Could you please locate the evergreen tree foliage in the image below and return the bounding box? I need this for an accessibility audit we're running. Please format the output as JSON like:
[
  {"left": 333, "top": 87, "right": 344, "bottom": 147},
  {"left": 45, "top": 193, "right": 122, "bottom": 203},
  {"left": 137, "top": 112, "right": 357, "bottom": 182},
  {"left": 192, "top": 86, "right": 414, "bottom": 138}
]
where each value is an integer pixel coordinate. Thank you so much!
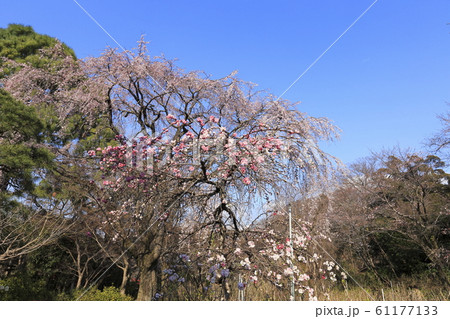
[
  {"left": 0, "top": 23, "right": 75, "bottom": 75},
  {"left": 0, "top": 89, "right": 53, "bottom": 198}
]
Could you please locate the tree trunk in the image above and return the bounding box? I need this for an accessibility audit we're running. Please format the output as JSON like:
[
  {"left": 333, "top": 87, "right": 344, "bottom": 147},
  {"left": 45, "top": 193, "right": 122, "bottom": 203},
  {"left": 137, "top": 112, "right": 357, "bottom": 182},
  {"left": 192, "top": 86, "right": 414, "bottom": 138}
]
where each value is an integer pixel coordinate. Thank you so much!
[
  {"left": 222, "top": 279, "right": 231, "bottom": 301},
  {"left": 120, "top": 260, "right": 130, "bottom": 296},
  {"left": 75, "top": 240, "right": 83, "bottom": 289},
  {"left": 136, "top": 258, "right": 160, "bottom": 300},
  {"left": 135, "top": 214, "right": 165, "bottom": 301},
  {"left": 76, "top": 271, "right": 83, "bottom": 290}
]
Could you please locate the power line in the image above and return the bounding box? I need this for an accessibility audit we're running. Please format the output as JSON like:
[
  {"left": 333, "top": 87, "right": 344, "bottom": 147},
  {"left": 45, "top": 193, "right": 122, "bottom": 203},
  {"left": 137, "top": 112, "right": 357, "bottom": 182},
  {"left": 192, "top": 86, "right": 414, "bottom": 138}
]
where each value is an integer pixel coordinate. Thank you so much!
[
  {"left": 277, "top": 0, "right": 379, "bottom": 100},
  {"left": 71, "top": 0, "right": 170, "bottom": 96},
  {"left": 72, "top": 0, "right": 127, "bottom": 53}
]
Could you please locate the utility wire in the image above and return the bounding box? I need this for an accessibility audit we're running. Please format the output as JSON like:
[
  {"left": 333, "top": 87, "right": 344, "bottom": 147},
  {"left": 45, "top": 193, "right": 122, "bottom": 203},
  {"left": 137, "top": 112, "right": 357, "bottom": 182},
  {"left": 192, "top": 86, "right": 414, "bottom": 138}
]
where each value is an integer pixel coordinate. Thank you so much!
[
  {"left": 71, "top": 0, "right": 170, "bottom": 95},
  {"left": 72, "top": 0, "right": 127, "bottom": 53},
  {"left": 277, "top": 0, "right": 379, "bottom": 100}
]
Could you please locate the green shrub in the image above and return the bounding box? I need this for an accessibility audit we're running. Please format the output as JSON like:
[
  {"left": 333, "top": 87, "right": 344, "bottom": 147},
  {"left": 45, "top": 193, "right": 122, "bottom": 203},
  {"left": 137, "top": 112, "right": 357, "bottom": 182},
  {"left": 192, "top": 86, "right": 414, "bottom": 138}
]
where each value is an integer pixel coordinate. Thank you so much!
[
  {"left": 0, "top": 275, "right": 53, "bottom": 301},
  {"left": 57, "top": 286, "right": 133, "bottom": 301}
]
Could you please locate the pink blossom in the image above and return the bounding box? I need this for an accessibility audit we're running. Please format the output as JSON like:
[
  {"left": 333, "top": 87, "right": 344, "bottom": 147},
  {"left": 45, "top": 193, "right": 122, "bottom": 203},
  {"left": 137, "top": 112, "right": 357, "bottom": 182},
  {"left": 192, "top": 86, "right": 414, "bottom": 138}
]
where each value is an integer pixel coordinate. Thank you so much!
[
  {"left": 196, "top": 117, "right": 205, "bottom": 126},
  {"left": 242, "top": 177, "right": 251, "bottom": 185},
  {"left": 209, "top": 115, "right": 219, "bottom": 123},
  {"left": 255, "top": 156, "right": 265, "bottom": 163},
  {"left": 183, "top": 131, "right": 195, "bottom": 140},
  {"left": 298, "top": 274, "right": 309, "bottom": 281},
  {"left": 240, "top": 158, "right": 249, "bottom": 165},
  {"left": 283, "top": 268, "right": 294, "bottom": 276},
  {"left": 199, "top": 128, "right": 210, "bottom": 139},
  {"left": 249, "top": 275, "right": 258, "bottom": 283}
]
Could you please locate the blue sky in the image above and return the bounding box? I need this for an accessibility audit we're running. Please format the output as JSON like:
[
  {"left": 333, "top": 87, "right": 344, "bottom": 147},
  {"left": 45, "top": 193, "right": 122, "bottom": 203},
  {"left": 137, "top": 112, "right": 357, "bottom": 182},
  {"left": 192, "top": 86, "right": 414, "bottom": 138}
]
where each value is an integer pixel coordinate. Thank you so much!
[{"left": 1, "top": 0, "right": 449, "bottom": 165}]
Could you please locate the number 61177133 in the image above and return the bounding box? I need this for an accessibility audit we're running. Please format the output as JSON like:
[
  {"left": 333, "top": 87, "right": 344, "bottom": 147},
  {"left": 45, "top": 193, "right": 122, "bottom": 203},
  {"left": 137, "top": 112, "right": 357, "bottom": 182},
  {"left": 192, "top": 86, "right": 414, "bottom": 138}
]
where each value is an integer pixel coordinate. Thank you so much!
[{"left": 375, "top": 305, "right": 437, "bottom": 316}]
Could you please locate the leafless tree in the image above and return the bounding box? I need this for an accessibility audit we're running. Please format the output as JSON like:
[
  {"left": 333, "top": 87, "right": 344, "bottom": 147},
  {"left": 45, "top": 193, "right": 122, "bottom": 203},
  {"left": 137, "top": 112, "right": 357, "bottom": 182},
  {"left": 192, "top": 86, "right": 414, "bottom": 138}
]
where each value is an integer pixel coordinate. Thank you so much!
[{"left": 428, "top": 110, "right": 450, "bottom": 159}]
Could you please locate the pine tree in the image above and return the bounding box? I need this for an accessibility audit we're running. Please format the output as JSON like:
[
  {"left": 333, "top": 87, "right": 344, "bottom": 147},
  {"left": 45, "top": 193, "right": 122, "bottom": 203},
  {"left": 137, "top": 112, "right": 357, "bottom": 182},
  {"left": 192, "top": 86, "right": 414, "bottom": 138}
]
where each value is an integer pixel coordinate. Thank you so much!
[
  {"left": 0, "top": 24, "right": 75, "bottom": 76},
  {"left": 0, "top": 89, "right": 53, "bottom": 200}
]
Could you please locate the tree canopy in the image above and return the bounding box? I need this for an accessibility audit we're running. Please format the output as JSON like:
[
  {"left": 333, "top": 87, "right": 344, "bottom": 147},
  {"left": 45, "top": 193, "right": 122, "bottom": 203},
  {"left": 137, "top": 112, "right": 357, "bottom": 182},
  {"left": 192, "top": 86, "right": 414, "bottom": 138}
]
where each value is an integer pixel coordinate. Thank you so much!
[{"left": 0, "top": 24, "right": 75, "bottom": 73}]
